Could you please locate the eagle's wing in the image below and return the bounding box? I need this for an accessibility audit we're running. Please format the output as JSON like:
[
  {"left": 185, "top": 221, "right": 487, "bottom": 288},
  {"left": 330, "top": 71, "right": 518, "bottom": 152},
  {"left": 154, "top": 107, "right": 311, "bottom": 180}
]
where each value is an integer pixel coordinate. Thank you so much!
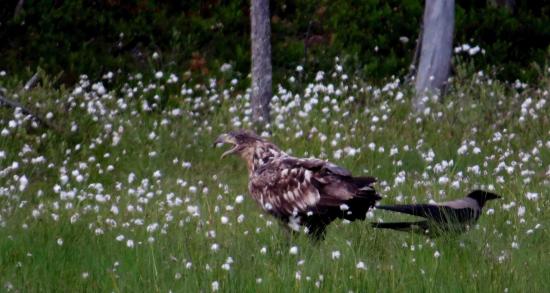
[
  {"left": 249, "top": 156, "right": 376, "bottom": 217},
  {"left": 249, "top": 157, "right": 322, "bottom": 217},
  {"left": 283, "top": 157, "right": 352, "bottom": 177}
]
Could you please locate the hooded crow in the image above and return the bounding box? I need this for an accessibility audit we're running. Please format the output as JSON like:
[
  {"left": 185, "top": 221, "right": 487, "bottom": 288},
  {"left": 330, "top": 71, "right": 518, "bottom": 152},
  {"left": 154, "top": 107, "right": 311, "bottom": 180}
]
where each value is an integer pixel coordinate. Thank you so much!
[{"left": 371, "top": 190, "right": 501, "bottom": 236}]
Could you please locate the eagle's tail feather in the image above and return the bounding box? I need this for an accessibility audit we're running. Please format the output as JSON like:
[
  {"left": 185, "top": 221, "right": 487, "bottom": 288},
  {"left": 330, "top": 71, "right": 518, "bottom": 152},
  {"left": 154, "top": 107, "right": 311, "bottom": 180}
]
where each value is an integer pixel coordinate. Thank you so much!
[{"left": 351, "top": 176, "right": 381, "bottom": 200}]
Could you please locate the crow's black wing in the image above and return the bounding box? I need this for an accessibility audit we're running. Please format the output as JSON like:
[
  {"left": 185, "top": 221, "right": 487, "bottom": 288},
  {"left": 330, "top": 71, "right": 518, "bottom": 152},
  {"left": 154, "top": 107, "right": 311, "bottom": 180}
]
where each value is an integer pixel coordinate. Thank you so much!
[{"left": 376, "top": 204, "right": 458, "bottom": 222}]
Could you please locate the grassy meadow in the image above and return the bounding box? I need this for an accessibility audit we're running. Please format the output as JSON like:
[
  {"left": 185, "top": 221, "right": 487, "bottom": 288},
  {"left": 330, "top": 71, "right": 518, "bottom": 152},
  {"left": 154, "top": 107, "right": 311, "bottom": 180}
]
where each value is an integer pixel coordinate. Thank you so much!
[{"left": 0, "top": 65, "right": 549, "bottom": 292}]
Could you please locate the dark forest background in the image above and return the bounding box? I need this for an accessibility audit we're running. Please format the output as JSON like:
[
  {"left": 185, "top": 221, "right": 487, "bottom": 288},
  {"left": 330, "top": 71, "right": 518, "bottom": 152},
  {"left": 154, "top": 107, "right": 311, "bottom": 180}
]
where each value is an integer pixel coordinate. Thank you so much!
[{"left": 0, "top": 0, "right": 548, "bottom": 84}]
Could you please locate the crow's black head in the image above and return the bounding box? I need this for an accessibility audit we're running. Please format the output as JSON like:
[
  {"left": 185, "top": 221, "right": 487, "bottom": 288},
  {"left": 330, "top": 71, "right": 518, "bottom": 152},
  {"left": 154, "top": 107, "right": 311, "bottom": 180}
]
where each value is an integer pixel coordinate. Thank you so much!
[{"left": 467, "top": 190, "right": 501, "bottom": 207}]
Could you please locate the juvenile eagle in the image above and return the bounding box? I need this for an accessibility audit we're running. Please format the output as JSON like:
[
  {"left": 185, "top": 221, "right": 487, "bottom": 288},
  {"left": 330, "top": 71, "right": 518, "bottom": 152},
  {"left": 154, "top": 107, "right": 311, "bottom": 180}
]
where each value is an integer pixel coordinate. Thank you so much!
[{"left": 214, "top": 130, "right": 381, "bottom": 240}]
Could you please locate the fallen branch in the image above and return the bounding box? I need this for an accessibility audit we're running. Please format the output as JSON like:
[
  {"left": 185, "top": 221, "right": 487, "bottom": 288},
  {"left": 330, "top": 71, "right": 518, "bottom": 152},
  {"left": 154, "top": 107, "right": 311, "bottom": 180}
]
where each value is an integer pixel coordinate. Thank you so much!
[
  {"left": 24, "top": 72, "right": 40, "bottom": 91},
  {"left": 0, "top": 94, "right": 56, "bottom": 130},
  {"left": 0, "top": 72, "right": 57, "bottom": 131}
]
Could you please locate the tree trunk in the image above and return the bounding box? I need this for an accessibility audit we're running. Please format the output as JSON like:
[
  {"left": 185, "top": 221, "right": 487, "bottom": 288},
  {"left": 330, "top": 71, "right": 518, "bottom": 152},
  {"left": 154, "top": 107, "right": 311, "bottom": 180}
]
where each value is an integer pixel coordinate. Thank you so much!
[
  {"left": 414, "top": 0, "right": 454, "bottom": 112},
  {"left": 250, "top": 0, "right": 272, "bottom": 127}
]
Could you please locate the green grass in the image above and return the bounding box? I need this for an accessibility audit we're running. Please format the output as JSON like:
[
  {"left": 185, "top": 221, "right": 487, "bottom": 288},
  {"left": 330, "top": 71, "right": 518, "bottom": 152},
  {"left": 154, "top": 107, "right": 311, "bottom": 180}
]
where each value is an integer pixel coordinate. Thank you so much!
[{"left": 0, "top": 67, "right": 549, "bottom": 292}]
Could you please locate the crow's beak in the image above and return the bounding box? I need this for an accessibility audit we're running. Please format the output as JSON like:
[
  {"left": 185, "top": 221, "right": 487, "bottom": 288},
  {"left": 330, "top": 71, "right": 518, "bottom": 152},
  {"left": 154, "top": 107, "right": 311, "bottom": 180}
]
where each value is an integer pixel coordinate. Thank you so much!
[
  {"left": 214, "top": 134, "right": 238, "bottom": 159},
  {"left": 488, "top": 192, "right": 502, "bottom": 201}
]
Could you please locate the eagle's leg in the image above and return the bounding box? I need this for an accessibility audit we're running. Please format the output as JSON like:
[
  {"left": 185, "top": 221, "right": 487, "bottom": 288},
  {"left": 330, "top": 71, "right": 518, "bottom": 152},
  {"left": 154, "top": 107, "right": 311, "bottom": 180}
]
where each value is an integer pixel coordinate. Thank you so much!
[
  {"left": 307, "top": 224, "right": 327, "bottom": 242},
  {"left": 278, "top": 221, "right": 300, "bottom": 242}
]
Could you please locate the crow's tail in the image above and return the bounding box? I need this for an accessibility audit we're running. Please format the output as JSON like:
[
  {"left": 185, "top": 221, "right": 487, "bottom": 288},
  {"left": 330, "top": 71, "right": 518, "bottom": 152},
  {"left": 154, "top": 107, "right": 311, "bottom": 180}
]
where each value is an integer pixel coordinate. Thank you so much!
[{"left": 371, "top": 220, "right": 429, "bottom": 232}]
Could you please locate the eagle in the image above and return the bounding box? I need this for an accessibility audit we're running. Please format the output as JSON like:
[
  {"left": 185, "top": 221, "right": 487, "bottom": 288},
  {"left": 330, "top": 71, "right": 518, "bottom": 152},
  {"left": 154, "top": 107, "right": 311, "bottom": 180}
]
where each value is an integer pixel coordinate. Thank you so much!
[
  {"left": 214, "top": 130, "right": 381, "bottom": 240},
  {"left": 371, "top": 190, "right": 501, "bottom": 237}
]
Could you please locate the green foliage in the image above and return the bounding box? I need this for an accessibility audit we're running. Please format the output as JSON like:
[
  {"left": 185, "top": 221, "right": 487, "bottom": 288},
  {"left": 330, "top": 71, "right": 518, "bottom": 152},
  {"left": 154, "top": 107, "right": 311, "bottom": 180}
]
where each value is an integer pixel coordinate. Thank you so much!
[
  {"left": 0, "top": 0, "right": 548, "bottom": 84},
  {"left": 456, "top": 1, "right": 550, "bottom": 81}
]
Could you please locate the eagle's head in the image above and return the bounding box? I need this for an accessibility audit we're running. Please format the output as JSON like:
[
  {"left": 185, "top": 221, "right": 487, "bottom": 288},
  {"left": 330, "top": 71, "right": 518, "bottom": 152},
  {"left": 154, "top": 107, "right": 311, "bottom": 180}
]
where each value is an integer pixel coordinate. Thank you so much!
[
  {"left": 214, "top": 130, "right": 282, "bottom": 171},
  {"left": 214, "top": 130, "right": 265, "bottom": 158}
]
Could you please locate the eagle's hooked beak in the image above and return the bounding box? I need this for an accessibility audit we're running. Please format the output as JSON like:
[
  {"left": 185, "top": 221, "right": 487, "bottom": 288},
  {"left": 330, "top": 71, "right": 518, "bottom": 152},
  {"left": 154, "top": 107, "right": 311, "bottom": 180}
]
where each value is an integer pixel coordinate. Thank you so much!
[{"left": 214, "top": 133, "right": 238, "bottom": 159}]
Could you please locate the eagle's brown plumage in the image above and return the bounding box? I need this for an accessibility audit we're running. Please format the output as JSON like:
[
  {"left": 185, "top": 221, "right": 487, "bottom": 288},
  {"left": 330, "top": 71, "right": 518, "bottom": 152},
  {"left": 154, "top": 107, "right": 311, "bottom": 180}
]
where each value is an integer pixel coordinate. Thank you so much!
[{"left": 215, "top": 130, "right": 381, "bottom": 240}]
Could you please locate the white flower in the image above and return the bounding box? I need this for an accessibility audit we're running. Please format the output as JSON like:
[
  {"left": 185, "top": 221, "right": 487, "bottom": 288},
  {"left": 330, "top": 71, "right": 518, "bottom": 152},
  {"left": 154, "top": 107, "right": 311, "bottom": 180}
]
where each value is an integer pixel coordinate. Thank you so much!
[
  {"left": 237, "top": 214, "right": 245, "bottom": 223},
  {"left": 457, "top": 145, "right": 468, "bottom": 155},
  {"left": 235, "top": 195, "right": 244, "bottom": 204},
  {"left": 153, "top": 170, "right": 162, "bottom": 178},
  {"left": 525, "top": 192, "right": 539, "bottom": 201},
  {"left": 147, "top": 223, "right": 159, "bottom": 233},
  {"left": 210, "top": 243, "right": 219, "bottom": 252},
  {"left": 438, "top": 176, "right": 449, "bottom": 185},
  {"left": 211, "top": 281, "right": 219, "bottom": 291},
  {"left": 260, "top": 246, "right": 267, "bottom": 254},
  {"left": 517, "top": 206, "right": 526, "bottom": 217},
  {"left": 126, "top": 239, "right": 134, "bottom": 248},
  {"left": 128, "top": 173, "right": 136, "bottom": 184},
  {"left": 60, "top": 175, "right": 69, "bottom": 185},
  {"left": 289, "top": 246, "right": 298, "bottom": 255},
  {"left": 220, "top": 63, "right": 232, "bottom": 72},
  {"left": 220, "top": 216, "right": 229, "bottom": 224},
  {"left": 57, "top": 238, "right": 63, "bottom": 246},
  {"left": 155, "top": 71, "right": 164, "bottom": 79},
  {"left": 434, "top": 251, "right": 441, "bottom": 258},
  {"left": 468, "top": 46, "right": 481, "bottom": 56},
  {"left": 451, "top": 180, "right": 461, "bottom": 189},
  {"left": 331, "top": 250, "right": 341, "bottom": 260},
  {"left": 19, "top": 175, "right": 28, "bottom": 192},
  {"left": 356, "top": 261, "right": 366, "bottom": 270}
]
